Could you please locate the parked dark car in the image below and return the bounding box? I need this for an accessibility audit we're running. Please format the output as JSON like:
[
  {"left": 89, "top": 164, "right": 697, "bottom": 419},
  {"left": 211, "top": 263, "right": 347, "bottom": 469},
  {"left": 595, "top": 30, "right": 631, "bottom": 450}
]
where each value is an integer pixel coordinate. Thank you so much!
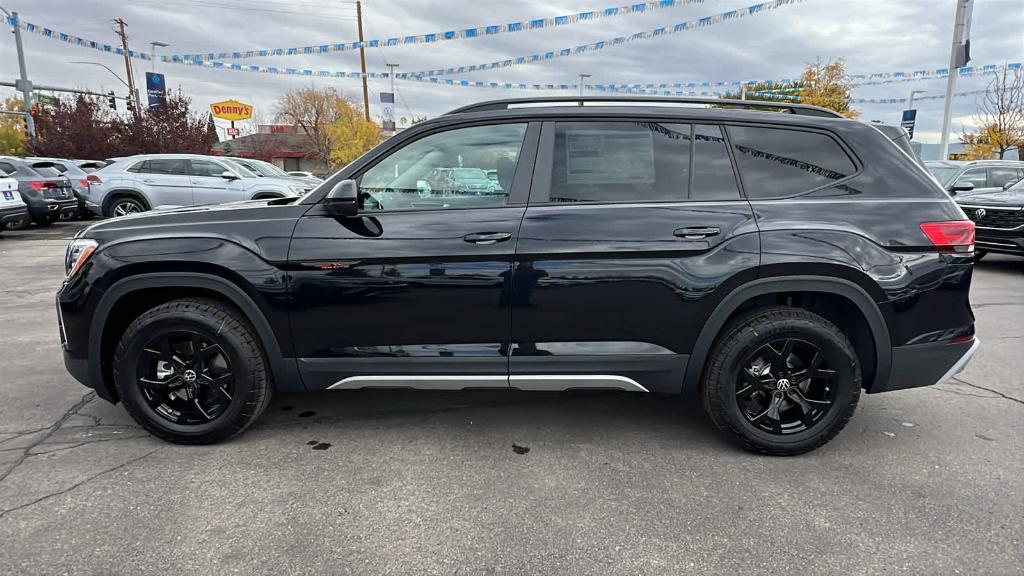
[
  {"left": 955, "top": 176, "right": 1024, "bottom": 258},
  {"left": 0, "top": 156, "right": 78, "bottom": 225},
  {"left": 58, "top": 97, "right": 978, "bottom": 455},
  {"left": 28, "top": 157, "right": 94, "bottom": 220}
]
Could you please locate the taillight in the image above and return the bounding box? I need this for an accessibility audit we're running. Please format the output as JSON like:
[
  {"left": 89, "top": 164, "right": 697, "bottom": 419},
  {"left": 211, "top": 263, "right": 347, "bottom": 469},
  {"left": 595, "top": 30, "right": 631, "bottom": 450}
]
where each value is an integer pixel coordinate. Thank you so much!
[
  {"left": 29, "top": 181, "right": 55, "bottom": 191},
  {"left": 86, "top": 174, "right": 102, "bottom": 184},
  {"left": 79, "top": 178, "right": 89, "bottom": 187},
  {"left": 920, "top": 221, "right": 975, "bottom": 253}
]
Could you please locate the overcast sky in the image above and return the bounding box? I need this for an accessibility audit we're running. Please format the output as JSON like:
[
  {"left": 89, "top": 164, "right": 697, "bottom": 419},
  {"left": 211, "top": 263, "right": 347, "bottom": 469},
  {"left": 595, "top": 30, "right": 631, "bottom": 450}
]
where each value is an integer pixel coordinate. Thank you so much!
[{"left": 2, "top": 0, "right": 1022, "bottom": 143}]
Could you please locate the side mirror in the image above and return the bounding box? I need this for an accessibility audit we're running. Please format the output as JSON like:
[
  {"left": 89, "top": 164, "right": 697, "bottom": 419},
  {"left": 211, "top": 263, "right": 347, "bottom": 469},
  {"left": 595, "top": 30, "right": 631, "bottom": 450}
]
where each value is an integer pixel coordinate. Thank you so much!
[
  {"left": 221, "top": 170, "right": 239, "bottom": 180},
  {"left": 950, "top": 182, "right": 974, "bottom": 193},
  {"left": 324, "top": 179, "right": 359, "bottom": 217}
]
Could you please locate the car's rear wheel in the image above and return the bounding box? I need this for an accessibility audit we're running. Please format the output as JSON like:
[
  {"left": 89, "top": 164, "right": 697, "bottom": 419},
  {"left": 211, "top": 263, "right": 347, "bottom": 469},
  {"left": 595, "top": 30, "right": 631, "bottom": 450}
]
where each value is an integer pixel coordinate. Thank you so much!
[
  {"left": 702, "top": 306, "right": 860, "bottom": 456},
  {"left": 113, "top": 298, "right": 271, "bottom": 444},
  {"left": 109, "top": 197, "right": 146, "bottom": 217}
]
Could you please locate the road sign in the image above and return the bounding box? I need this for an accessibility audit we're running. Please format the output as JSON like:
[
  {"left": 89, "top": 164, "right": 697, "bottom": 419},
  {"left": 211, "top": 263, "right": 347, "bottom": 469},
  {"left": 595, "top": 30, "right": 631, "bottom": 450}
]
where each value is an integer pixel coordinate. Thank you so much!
[
  {"left": 226, "top": 127, "right": 240, "bottom": 137},
  {"left": 210, "top": 100, "right": 253, "bottom": 121},
  {"left": 36, "top": 94, "right": 57, "bottom": 106},
  {"left": 380, "top": 92, "right": 395, "bottom": 132},
  {"left": 901, "top": 109, "right": 917, "bottom": 140}
]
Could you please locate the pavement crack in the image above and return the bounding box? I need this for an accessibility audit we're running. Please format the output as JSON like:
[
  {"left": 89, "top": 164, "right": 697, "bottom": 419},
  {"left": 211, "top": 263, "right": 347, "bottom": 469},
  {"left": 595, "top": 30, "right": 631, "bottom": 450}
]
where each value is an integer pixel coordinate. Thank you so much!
[
  {"left": 28, "top": 434, "right": 153, "bottom": 456},
  {"left": 950, "top": 377, "right": 1024, "bottom": 405},
  {"left": 0, "top": 448, "right": 162, "bottom": 520},
  {"left": 0, "top": 391, "right": 96, "bottom": 485}
]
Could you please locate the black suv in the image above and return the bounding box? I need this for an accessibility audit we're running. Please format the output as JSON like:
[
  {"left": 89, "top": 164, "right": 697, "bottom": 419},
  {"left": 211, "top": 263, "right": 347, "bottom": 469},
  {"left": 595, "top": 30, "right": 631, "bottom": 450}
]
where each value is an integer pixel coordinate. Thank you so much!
[{"left": 58, "top": 97, "right": 979, "bottom": 455}]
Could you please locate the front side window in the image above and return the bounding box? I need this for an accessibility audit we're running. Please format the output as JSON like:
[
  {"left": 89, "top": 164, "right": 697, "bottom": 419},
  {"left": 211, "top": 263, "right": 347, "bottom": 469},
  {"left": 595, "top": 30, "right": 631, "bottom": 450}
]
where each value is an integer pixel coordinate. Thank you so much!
[
  {"left": 358, "top": 123, "right": 527, "bottom": 212},
  {"left": 727, "top": 126, "right": 856, "bottom": 199},
  {"left": 189, "top": 159, "right": 228, "bottom": 178},
  {"left": 953, "top": 168, "right": 987, "bottom": 189}
]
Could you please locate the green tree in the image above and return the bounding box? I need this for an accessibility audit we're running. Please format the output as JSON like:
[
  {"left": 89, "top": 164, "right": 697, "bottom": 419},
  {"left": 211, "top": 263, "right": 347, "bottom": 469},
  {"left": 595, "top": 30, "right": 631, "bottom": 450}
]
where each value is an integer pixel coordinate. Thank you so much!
[
  {"left": 206, "top": 113, "right": 220, "bottom": 145},
  {"left": 0, "top": 98, "right": 27, "bottom": 155}
]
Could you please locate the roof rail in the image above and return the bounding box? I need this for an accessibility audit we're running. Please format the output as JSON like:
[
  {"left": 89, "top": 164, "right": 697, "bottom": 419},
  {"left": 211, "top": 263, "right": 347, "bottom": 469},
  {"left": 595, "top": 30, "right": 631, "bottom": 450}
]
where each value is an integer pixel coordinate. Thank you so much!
[{"left": 445, "top": 96, "right": 843, "bottom": 118}]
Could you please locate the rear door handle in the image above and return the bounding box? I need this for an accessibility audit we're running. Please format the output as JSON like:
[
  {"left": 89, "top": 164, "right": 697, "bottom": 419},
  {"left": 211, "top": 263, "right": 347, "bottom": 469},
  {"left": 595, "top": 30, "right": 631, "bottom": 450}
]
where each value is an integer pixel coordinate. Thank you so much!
[
  {"left": 673, "top": 226, "right": 721, "bottom": 239},
  {"left": 463, "top": 232, "right": 512, "bottom": 245}
]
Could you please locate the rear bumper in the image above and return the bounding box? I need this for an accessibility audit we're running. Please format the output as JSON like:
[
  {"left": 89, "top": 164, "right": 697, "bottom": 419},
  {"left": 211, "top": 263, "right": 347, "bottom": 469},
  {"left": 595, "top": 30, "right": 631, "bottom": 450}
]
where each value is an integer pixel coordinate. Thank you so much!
[
  {"left": 874, "top": 338, "right": 980, "bottom": 393},
  {"left": 0, "top": 205, "right": 28, "bottom": 226},
  {"left": 28, "top": 199, "right": 78, "bottom": 220}
]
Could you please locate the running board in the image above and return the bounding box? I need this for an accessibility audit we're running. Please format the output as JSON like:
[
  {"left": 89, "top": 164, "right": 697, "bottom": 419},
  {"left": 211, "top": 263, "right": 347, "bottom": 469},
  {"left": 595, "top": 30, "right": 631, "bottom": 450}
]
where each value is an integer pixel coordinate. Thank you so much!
[{"left": 326, "top": 374, "right": 649, "bottom": 392}]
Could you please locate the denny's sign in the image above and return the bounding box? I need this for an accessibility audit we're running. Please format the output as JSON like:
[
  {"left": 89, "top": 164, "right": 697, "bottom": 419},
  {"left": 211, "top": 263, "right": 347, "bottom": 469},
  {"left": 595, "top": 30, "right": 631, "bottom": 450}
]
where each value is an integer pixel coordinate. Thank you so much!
[{"left": 209, "top": 100, "right": 253, "bottom": 122}]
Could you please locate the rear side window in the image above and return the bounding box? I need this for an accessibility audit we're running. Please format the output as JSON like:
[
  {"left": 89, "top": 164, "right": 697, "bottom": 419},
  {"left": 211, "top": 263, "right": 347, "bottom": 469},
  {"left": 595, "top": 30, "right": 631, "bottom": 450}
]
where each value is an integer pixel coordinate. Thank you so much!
[
  {"left": 727, "top": 126, "right": 856, "bottom": 199},
  {"left": 691, "top": 125, "right": 741, "bottom": 200},
  {"left": 132, "top": 159, "right": 188, "bottom": 175},
  {"left": 954, "top": 168, "right": 987, "bottom": 188},
  {"left": 31, "top": 165, "right": 62, "bottom": 177}
]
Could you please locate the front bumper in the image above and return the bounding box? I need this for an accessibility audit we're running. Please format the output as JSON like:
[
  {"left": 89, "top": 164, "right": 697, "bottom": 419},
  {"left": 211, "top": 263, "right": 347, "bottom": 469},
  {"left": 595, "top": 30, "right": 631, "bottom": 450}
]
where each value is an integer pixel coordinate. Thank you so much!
[
  {"left": 976, "top": 233, "right": 1024, "bottom": 255},
  {"left": 876, "top": 338, "right": 980, "bottom": 393}
]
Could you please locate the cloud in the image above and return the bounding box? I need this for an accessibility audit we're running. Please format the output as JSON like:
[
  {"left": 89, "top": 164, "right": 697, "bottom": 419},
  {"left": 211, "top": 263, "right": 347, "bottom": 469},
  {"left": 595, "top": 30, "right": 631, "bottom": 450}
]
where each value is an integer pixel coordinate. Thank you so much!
[{"left": 2, "top": 0, "right": 1022, "bottom": 141}]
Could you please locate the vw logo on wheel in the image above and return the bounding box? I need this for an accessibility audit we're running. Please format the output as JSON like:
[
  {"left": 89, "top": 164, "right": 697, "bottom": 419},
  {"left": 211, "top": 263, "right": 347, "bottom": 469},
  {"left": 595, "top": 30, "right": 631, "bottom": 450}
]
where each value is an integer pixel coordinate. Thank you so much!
[
  {"left": 776, "top": 378, "right": 792, "bottom": 391},
  {"left": 182, "top": 369, "right": 198, "bottom": 384}
]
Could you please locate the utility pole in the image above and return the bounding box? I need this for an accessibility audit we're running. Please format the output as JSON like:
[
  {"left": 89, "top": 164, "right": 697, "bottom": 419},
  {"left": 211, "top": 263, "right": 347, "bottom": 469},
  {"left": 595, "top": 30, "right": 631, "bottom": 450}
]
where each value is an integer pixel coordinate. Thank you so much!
[
  {"left": 114, "top": 18, "right": 140, "bottom": 120},
  {"left": 3, "top": 9, "right": 35, "bottom": 141},
  {"left": 355, "top": 1, "right": 370, "bottom": 121},
  {"left": 386, "top": 63, "right": 399, "bottom": 98}
]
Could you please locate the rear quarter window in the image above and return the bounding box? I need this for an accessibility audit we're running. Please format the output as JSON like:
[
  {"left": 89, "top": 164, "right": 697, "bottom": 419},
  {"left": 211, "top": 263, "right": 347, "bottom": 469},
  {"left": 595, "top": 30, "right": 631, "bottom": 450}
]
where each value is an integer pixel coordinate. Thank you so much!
[{"left": 726, "top": 126, "right": 857, "bottom": 199}]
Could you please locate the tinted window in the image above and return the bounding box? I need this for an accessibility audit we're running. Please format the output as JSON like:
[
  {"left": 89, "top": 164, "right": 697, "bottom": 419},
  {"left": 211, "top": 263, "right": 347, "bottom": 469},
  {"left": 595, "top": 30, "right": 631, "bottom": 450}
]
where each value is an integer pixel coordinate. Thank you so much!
[
  {"left": 727, "top": 126, "right": 856, "bottom": 198},
  {"left": 954, "top": 168, "right": 987, "bottom": 188},
  {"left": 0, "top": 162, "right": 16, "bottom": 175},
  {"left": 189, "top": 159, "right": 227, "bottom": 177},
  {"left": 132, "top": 159, "right": 187, "bottom": 175},
  {"left": 31, "top": 165, "right": 62, "bottom": 177},
  {"left": 989, "top": 167, "right": 1021, "bottom": 189},
  {"left": 547, "top": 121, "right": 691, "bottom": 203},
  {"left": 691, "top": 125, "right": 741, "bottom": 200},
  {"left": 358, "top": 123, "right": 527, "bottom": 211}
]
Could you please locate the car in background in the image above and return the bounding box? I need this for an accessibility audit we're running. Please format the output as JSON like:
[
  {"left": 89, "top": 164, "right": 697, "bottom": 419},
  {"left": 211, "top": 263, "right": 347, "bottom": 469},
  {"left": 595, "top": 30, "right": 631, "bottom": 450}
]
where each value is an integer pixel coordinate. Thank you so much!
[
  {"left": 0, "top": 171, "right": 29, "bottom": 233},
  {"left": 423, "top": 167, "right": 500, "bottom": 195},
  {"left": 87, "top": 154, "right": 314, "bottom": 217},
  {"left": 0, "top": 156, "right": 77, "bottom": 225},
  {"left": 925, "top": 160, "right": 1024, "bottom": 196},
  {"left": 287, "top": 170, "right": 318, "bottom": 179},
  {"left": 27, "top": 157, "right": 94, "bottom": 219},
  {"left": 955, "top": 176, "right": 1024, "bottom": 259},
  {"left": 75, "top": 159, "right": 111, "bottom": 173},
  {"left": 231, "top": 158, "right": 323, "bottom": 188}
]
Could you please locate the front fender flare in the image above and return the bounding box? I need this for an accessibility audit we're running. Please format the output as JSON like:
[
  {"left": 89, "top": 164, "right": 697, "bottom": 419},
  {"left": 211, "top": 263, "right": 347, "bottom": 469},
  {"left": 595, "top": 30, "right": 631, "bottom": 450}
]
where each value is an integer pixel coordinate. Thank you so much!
[{"left": 89, "top": 272, "right": 303, "bottom": 400}]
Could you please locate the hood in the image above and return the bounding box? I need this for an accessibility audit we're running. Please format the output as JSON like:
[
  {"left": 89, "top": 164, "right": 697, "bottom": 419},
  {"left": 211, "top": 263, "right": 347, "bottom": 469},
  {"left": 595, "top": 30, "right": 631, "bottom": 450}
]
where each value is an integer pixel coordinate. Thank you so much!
[
  {"left": 78, "top": 198, "right": 300, "bottom": 238},
  {"left": 955, "top": 187, "right": 1024, "bottom": 207}
]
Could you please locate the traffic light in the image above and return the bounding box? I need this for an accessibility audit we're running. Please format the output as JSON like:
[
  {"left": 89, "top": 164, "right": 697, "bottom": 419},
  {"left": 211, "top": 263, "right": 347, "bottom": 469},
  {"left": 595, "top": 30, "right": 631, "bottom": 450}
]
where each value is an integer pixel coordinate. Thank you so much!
[
  {"left": 107, "top": 91, "right": 117, "bottom": 110},
  {"left": 125, "top": 97, "right": 134, "bottom": 116}
]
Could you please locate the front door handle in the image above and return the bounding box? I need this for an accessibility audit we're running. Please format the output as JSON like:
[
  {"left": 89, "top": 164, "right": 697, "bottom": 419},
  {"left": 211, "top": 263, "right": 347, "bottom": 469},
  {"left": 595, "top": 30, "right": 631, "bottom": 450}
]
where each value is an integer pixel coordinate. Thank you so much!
[
  {"left": 463, "top": 232, "right": 512, "bottom": 245},
  {"left": 673, "top": 226, "right": 721, "bottom": 239}
]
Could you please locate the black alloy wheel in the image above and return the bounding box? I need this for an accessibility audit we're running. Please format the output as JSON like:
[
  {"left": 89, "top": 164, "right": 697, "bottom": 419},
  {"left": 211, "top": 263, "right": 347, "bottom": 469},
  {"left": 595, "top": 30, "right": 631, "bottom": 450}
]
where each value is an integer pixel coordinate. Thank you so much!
[
  {"left": 114, "top": 298, "right": 272, "bottom": 444},
  {"left": 136, "top": 331, "right": 236, "bottom": 425},
  {"left": 702, "top": 306, "right": 860, "bottom": 455},
  {"left": 735, "top": 338, "right": 836, "bottom": 435}
]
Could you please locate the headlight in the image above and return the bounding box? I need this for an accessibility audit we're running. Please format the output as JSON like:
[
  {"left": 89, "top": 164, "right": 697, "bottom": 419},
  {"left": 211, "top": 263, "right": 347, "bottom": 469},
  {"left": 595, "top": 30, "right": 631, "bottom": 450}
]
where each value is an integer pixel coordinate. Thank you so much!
[
  {"left": 65, "top": 239, "right": 98, "bottom": 277},
  {"left": 287, "top": 185, "right": 311, "bottom": 196}
]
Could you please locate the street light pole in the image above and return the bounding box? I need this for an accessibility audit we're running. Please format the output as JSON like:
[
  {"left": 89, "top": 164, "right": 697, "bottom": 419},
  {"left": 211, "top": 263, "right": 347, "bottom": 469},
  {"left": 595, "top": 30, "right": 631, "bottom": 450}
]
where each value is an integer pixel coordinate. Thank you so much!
[
  {"left": 2, "top": 8, "right": 35, "bottom": 141},
  {"left": 150, "top": 41, "right": 169, "bottom": 72},
  {"left": 908, "top": 90, "right": 925, "bottom": 110},
  {"left": 386, "top": 63, "right": 399, "bottom": 98},
  {"left": 578, "top": 73, "right": 591, "bottom": 98}
]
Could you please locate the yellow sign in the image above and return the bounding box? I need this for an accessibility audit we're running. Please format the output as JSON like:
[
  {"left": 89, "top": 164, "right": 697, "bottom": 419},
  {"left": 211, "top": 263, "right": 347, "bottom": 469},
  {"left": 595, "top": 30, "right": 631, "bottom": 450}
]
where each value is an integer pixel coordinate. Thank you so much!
[{"left": 209, "top": 100, "right": 253, "bottom": 121}]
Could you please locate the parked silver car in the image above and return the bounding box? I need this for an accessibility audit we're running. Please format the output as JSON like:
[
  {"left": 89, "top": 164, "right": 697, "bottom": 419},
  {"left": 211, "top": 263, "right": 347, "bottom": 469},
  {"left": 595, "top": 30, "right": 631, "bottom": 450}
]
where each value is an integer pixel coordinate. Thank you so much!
[
  {"left": 86, "top": 154, "right": 313, "bottom": 217},
  {"left": 925, "top": 160, "right": 1024, "bottom": 196},
  {"left": 230, "top": 158, "right": 323, "bottom": 188}
]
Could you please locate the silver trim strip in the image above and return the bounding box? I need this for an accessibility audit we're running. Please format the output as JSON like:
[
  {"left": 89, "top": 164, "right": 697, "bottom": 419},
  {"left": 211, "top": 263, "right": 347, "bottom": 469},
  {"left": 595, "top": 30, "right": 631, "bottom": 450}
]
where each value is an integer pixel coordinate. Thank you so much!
[
  {"left": 327, "top": 375, "right": 508, "bottom": 390},
  {"left": 934, "top": 338, "right": 981, "bottom": 387},
  {"left": 326, "top": 374, "right": 651, "bottom": 392},
  {"left": 509, "top": 375, "right": 650, "bottom": 392}
]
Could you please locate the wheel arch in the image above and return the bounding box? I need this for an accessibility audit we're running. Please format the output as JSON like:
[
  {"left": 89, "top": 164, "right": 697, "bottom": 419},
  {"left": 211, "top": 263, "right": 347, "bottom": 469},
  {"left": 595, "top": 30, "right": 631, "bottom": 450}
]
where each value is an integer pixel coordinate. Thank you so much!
[
  {"left": 89, "top": 273, "right": 303, "bottom": 402},
  {"left": 251, "top": 191, "right": 285, "bottom": 200},
  {"left": 682, "top": 276, "right": 891, "bottom": 395},
  {"left": 102, "top": 189, "right": 151, "bottom": 215}
]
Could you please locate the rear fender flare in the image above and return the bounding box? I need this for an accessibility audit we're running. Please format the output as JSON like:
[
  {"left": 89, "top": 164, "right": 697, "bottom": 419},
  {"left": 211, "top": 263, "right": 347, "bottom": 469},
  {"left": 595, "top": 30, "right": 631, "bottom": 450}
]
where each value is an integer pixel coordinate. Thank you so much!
[{"left": 681, "top": 276, "right": 891, "bottom": 394}]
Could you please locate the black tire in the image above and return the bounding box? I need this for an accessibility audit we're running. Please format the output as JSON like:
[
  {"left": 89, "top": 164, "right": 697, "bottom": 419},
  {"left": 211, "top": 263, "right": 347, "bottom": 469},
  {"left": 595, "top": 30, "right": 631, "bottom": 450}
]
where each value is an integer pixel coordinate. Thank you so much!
[
  {"left": 113, "top": 298, "right": 272, "bottom": 444},
  {"left": 107, "top": 196, "right": 146, "bottom": 217},
  {"left": 701, "top": 306, "right": 860, "bottom": 456},
  {"left": 973, "top": 249, "right": 987, "bottom": 261}
]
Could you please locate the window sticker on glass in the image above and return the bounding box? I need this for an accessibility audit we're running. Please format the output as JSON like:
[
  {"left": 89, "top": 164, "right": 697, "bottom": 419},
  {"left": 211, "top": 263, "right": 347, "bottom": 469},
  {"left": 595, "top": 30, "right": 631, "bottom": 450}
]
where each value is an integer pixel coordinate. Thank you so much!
[{"left": 564, "top": 129, "right": 655, "bottom": 185}]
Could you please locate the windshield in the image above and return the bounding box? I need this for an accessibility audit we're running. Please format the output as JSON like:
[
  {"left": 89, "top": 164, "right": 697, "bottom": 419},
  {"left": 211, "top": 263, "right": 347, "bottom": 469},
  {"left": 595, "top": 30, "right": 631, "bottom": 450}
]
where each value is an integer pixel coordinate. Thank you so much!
[
  {"left": 221, "top": 159, "right": 259, "bottom": 178},
  {"left": 254, "top": 160, "right": 289, "bottom": 177},
  {"left": 926, "top": 165, "right": 960, "bottom": 186}
]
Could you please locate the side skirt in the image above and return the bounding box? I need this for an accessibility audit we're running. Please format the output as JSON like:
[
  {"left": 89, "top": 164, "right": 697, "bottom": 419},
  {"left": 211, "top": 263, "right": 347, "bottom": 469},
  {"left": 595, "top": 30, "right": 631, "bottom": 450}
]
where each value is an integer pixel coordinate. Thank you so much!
[{"left": 326, "top": 374, "right": 650, "bottom": 392}]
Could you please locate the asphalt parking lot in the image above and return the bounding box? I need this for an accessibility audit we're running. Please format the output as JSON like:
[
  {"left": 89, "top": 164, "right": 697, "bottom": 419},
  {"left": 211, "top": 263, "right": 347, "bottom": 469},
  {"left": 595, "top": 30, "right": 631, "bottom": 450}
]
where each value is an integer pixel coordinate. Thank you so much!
[{"left": 0, "top": 220, "right": 1021, "bottom": 575}]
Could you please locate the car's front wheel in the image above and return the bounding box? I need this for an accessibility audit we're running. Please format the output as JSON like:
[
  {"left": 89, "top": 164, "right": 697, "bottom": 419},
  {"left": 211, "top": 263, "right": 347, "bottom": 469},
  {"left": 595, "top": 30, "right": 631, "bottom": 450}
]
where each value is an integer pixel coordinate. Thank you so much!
[
  {"left": 113, "top": 298, "right": 272, "bottom": 444},
  {"left": 109, "top": 197, "right": 146, "bottom": 217},
  {"left": 702, "top": 306, "right": 860, "bottom": 456}
]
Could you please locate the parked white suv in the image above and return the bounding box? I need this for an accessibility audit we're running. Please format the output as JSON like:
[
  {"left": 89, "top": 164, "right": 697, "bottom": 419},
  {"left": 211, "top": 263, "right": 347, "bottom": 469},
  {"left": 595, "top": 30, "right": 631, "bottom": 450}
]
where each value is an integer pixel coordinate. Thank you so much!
[
  {"left": 0, "top": 171, "right": 29, "bottom": 232},
  {"left": 86, "top": 154, "right": 313, "bottom": 217}
]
